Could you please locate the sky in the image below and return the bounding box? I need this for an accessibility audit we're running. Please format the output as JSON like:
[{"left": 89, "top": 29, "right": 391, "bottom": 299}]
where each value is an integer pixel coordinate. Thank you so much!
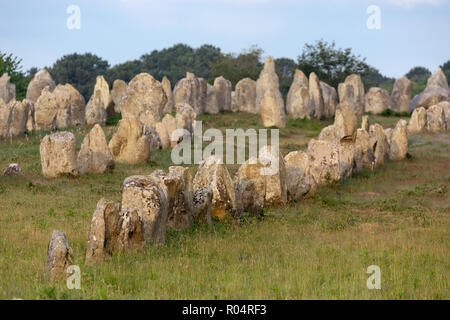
[{"left": 0, "top": 0, "right": 449, "bottom": 78}]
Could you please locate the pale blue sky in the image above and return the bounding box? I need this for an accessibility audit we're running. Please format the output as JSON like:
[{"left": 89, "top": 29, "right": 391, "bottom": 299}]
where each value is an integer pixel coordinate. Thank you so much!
[{"left": 1, "top": 0, "right": 449, "bottom": 78}]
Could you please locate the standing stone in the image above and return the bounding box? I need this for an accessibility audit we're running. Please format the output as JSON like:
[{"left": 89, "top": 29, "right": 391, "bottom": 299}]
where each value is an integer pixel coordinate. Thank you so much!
[
  {"left": 40, "top": 132, "right": 78, "bottom": 178},
  {"left": 361, "top": 115, "right": 369, "bottom": 131},
  {"left": 214, "top": 76, "right": 232, "bottom": 112},
  {"left": 369, "top": 124, "right": 389, "bottom": 166},
  {"left": 26, "top": 69, "right": 56, "bottom": 103},
  {"left": 77, "top": 124, "right": 115, "bottom": 174},
  {"left": 154, "top": 122, "right": 170, "bottom": 149},
  {"left": 287, "top": 70, "right": 309, "bottom": 107},
  {"left": 0, "top": 73, "right": 16, "bottom": 104},
  {"left": 205, "top": 84, "right": 220, "bottom": 114},
  {"left": 338, "top": 140, "right": 356, "bottom": 180},
  {"left": 161, "top": 76, "right": 174, "bottom": 114},
  {"left": 173, "top": 72, "right": 204, "bottom": 115},
  {"left": 320, "top": 81, "right": 338, "bottom": 119},
  {"left": 34, "top": 87, "right": 58, "bottom": 130},
  {"left": 193, "top": 187, "right": 213, "bottom": 225},
  {"left": 193, "top": 156, "right": 238, "bottom": 220},
  {"left": 45, "top": 231, "right": 74, "bottom": 282},
  {"left": 426, "top": 104, "right": 446, "bottom": 132},
  {"left": 26, "top": 99, "right": 35, "bottom": 132},
  {"left": 365, "top": 87, "right": 393, "bottom": 114},
  {"left": 0, "top": 98, "right": 12, "bottom": 138},
  {"left": 318, "top": 125, "right": 338, "bottom": 142},
  {"left": 162, "top": 113, "right": 178, "bottom": 147},
  {"left": 391, "top": 77, "right": 412, "bottom": 113},
  {"left": 309, "top": 72, "right": 325, "bottom": 119},
  {"left": 151, "top": 167, "right": 194, "bottom": 230},
  {"left": 307, "top": 139, "right": 340, "bottom": 185},
  {"left": 407, "top": 107, "right": 427, "bottom": 134},
  {"left": 438, "top": 101, "right": 450, "bottom": 129},
  {"left": 427, "top": 68, "right": 448, "bottom": 91},
  {"left": 108, "top": 118, "right": 151, "bottom": 164},
  {"left": 354, "top": 128, "right": 374, "bottom": 170},
  {"left": 85, "top": 89, "right": 107, "bottom": 126},
  {"left": 93, "top": 76, "right": 114, "bottom": 118},
  {"left": 284, "top": 151, "right": 312, "bottom": 201},
  {"left": 389, "top": 120, "right": 408, "bottom": 161},
  {"left": 111, "top": 79, "right": 127, "bottom": 113},
  {"left": 338, "top": 74, "right": 365, "bottom": 115},
  {"left": 121, "top": 175, "right": 169, "bottom": 245},
  {"left": 122, "top": 73, "right": 167, "bottom": 127},
  {"left": 334, "top": 102, "right": 357, "bottom": 141},
  {"left": 53, "top": 84, "right": 86, "bottom": 127},
  {"left": 286, "top": 70, "right": 310, "bottom": 119},
  {"left": 259, "top": 89, "right": 286, "bottom": 128},
  {"left": 234, "top": 78, "right": 257, "bottom": 114},
  {"left": 256, "top": 57, "right": 281, "bottom": 113},
  {"left": 410, "top": 86, "right": 448, "bottom": 111},
  {"left": 176, "top": 103, "right": 196, "bottom": 133},
  {"left": 144, "top": 125, "right": 162, "bottom": 150},
  {"left": 198, "top": 78, "right": 208, "bottom": 114},
  {"left": 7, "top": 99, "right": 30, "bottom": 137}
]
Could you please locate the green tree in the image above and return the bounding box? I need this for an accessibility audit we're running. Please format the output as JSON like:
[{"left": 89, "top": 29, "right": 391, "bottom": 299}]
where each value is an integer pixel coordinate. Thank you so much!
[
  {"left": 297, "top": 40, "right": 371, "bottom": 88},
  {"left": 275, "top": 57, "right": 296, "bottom": 96},
  {"left": 49, "top": 53, "right": 110, "bottom": 100},
  {"left": 106, "top": 60, "right": 143, "bottom": 84},
  {"left": 0, "top": 52, "right": 29, "bottom": 100},
  {"left": 405, "top": 66, "right": 431, "bottom": 96}
]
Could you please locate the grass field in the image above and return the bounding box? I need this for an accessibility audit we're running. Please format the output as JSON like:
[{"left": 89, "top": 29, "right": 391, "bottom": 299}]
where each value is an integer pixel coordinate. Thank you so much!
[{"left": 0, "top": 112, "right": 448, "bottom": 299}]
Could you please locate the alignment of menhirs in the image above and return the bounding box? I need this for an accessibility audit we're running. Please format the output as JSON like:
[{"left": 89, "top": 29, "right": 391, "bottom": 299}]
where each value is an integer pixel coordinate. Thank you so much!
[{"left": 0, "top": 60, "right": 448, "bottom": 281}]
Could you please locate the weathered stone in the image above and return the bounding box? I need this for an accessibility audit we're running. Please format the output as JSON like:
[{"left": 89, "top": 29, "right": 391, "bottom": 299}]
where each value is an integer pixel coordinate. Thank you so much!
[
  {"left": 338, "top": 74, "right": 365, "bottom": 115},
  {"left": 365, "top": 87, "right": 393, "bottom": 114},
  {"left": 426, "top": 104, "right": 446, "bottom": 132},
  {"left": 193, "top": 187, "right": 213, "bottom": 225},
  {"left": 256, "top": 57, "right": 280, "bottom": 112},
  {"left": 26, "top": 69, "right": 56, "bottom": 103},
  {"left": 259, "top": 89, "right": 286, "bottom": 128},
  {"left": 40, "top": 132, "right": 78, "bottom": 178},
  {"left": 338, "top": 141, "right": 356, "bottom": 180},
  {"left": 111, "top": 79, "right": 127, "bottom": 113},
  {"left": 389, "top": 120, "right": 408, "bottom": 161},
  {"left": 77, "top": 124, "right": 114, "bottom": 174},
  {"left": 318, "top": 125, "right": 338, "bottom": 142},
  {"left": 284, "top": 151, "right": 311, "bottom": 201},
  {"left": 354, "top": 128, "right": 374, "bottom": 170},
  {"left": 173, "top": 72, "right": 204, "bottom": 115},
  {"left": 307, "top": 139, "right": 340, "bottom": 185},
  {"left": 427, "top": 68, "right": 448, "bottom": 91},
  {"left": 162, "top": 113, "right": 178, "bottom": 147},
  {"left": 309, "top": 72, "right": 325, "bottom": 119},
  {"left": 391, "top": 77, "right": 412, "bottom": 113},
  {"left": 214, "top": 76, "right": 232, "bottom": 112},
  {"left": 439, "top": 101, "right": 450, "bottom": 129},
  {"left": 154, "top": 122, "right": 170, "bottom": 149},
  {"left": 286, "top": 85, "right": 310, "bottom": 120},
  {"left": 193, "top": 156, "right": 238, "bottom": 220},
  {"left": 408, "top": 107, "right": 427, "bottom": 134},
  {"left": 369, "top": 124, "right": 389, "bottom": 166},
  {"left": 122, "top": 73, "right": 167, "bottom": 126},
  {"left": 205, "top": 84, "right": 220, "bottom": 114},
  {"left": 108, "top": 118, "right": 151, "bottom": 164},
  {"left": 94, "top": 76, "right": 115, "bottom": 118},
  {"left": 2, "top": 163, "right": 22, "bottom": 176},
  {"left": 121, "top": 175, "right": 169, "bottom": 245},
  {"left": 45, "top": 231, "right": 73, "bottom": 282},
  {"left": 176, "top": 103, "right": 196, "bottom": 133},
  {"left": 85, "top": 89, "right": 107, "bottom": 126},
  {"left": 7, "top": 99, "right": 30, "bottom": 137},
  {"left": 26, "top": 99, "right": 35, "bottom": 132},
  {"left": 234, "top": 78, "right": 257, "bottom": 114},
  {"left": 334, "top": 102, "right": 357, "bottom": 141},
  {"left": 0, "top": 98, "right": 11, "bottom": 138},
  {"left": 161, "top": 76, "right": 174, "bottom": 114},
  {"left": 34, "top": 87, "right": 58, "bottom": 130},
  {"left": 144, "top": 125, "right": 162, "bottom": 150},
  {"left": 0, "top": 73, "right": 16, "bottom": 104},
  {"left": 320, "top": 81, "right": 338, "bottom": 119},
  {"left": 151, "top": 167, "right": 194, "bottom": 230},
  {"left": 361, "top": 115, "right": 369, "bottom": 131},
  {"left": 410, "top": 86, "right": 449, "bottom": 111}
]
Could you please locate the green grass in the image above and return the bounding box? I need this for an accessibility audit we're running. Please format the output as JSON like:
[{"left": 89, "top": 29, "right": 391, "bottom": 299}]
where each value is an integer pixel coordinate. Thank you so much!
[{"left": 0, "top": 113, "right": 448, "bottom": 299}]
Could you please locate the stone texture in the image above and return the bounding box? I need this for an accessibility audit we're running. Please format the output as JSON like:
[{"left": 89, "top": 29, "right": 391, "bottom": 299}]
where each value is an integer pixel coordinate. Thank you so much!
[
  {"left": 334, "top": 102, "right": 357, "bottom": 142},
  {"left": 161, "top": 76, "right": 174, "bottom": 114},
  {"left": 369, "top": 124, "right": 389, "bottom": 166},
  {"left": 407, "top": 107, "right": 427, "bottom": 134},
  {"left": 40, "top": 132, "right": 78, "bottom": 178},
  {"left": 214, "top": 76, "right": 232, "bottom": 112},
  {"left": 389, "top": 120, "right": 408, "bottom": 161},
  {"left": 318, "top": 125, "right": 338, "bottom": 142},
  {"left": 193, "top": 187, "right": 213, "bottom": 225},
  {"left": 284, "top": 151, "right": 312, "bottom": 201},
  {"left": 154, "top": 122, "right": 170, "bottom": 149},
  {"left": 94, "top": 76, "right": 114, "bottom": 118},
  {"left": 286, "top": 85, "right": 310, "bottom": 120},
  {"left": 144, "top": 125, "right": 162, "bottom": 150},
  {"left": 176, "top": 103, "right": 196, "bottom": 133},
  {"left": 173, "top": 72, "right": 204, "bottom": 115},
  {"left": 234, "top": 78, "right": 257, "bottom": 114},
  {"left": 320, "top": 81, "right": 338, "bottom": 119},
  {"left": 2, "top": 163, "right": 22, "bottom": 176},
  {"left": 122, "top": 73, "right": 167, "bottom": 126},
  {"left": 410, "top": 86, "right": 449, "bottom": 112},
  {"left": 205, "top": 84, "right": 220, "bottom": 114},
  {"left": 193, "top": 156, "right": 238, "bottom": 220},
  {"left": 108, "top": 118, "right": 151, "bottom": 164},
  {"left": 365, "top": 87, "right": 393, "bottom": 114},
  {"left": 309, "top": 72, "right": 325, "bottom": 119},
  {"left": 256, "top": 57, "right": 281, "bottom": 113},
  {"left": 0, "top": 98, "right": 11, "bottom": 138},
  {"left": 307, "top": 139, "right": 340, "bottom": 185},
  {"left": 427, "top": 68, "right": 448, "bottom": 91},
  {"left": 77, "top": 124, "right": 114, "bottom": 174},
  {"left": 438, "top": 101, "right": 450, "bottom": 129},
  {"left": 361, "top": 115, "right": 369, "bottom": 131},
  {"left": 354, "top": 128, "right": 374, "bottom": 170},
  {"left": 111, "top": 79, "right": 127, "bottom": 113},
  {"left": 162, "top": 113, "right": 178, "bottom": 147},
  {"left": 6, "top": 99, "right": 30, "bottom": 138},
  {"left": 85, "top": 89, "right": 107, "bottom": 126},
  {"left": 121, "top": 175, "right": 169, "bottom": 245},
  {"left": 0, "top": 73, "right": 16, "bottom": 104},
  {"left": 26, "top": 69, "right": 56, "bottom": 103},
  {"left": 426, "top": 104, "right": 447, "bottom": 132},
  {"left": 338, "top": 74, "right": 365, "bottom": 115},
  {"left": 45, "top": 231, "right": 73, "bottom": 282},
  {"left": 391, "top": 77, "right": 412, "bottom": 113},
  {"left": 259, "top": 89, "right": 286, "bottom": 128}
]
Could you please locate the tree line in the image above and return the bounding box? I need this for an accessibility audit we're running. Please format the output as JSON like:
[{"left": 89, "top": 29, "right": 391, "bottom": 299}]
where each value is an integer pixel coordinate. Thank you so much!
[{"left": 1, "top": 41, "right": 449, "bottom": 101}]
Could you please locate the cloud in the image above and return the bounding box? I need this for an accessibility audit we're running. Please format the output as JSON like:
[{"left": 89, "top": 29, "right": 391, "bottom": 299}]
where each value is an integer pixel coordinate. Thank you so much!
[{"left": 387, "top": 0, "right": 446, "bottom": 7}]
